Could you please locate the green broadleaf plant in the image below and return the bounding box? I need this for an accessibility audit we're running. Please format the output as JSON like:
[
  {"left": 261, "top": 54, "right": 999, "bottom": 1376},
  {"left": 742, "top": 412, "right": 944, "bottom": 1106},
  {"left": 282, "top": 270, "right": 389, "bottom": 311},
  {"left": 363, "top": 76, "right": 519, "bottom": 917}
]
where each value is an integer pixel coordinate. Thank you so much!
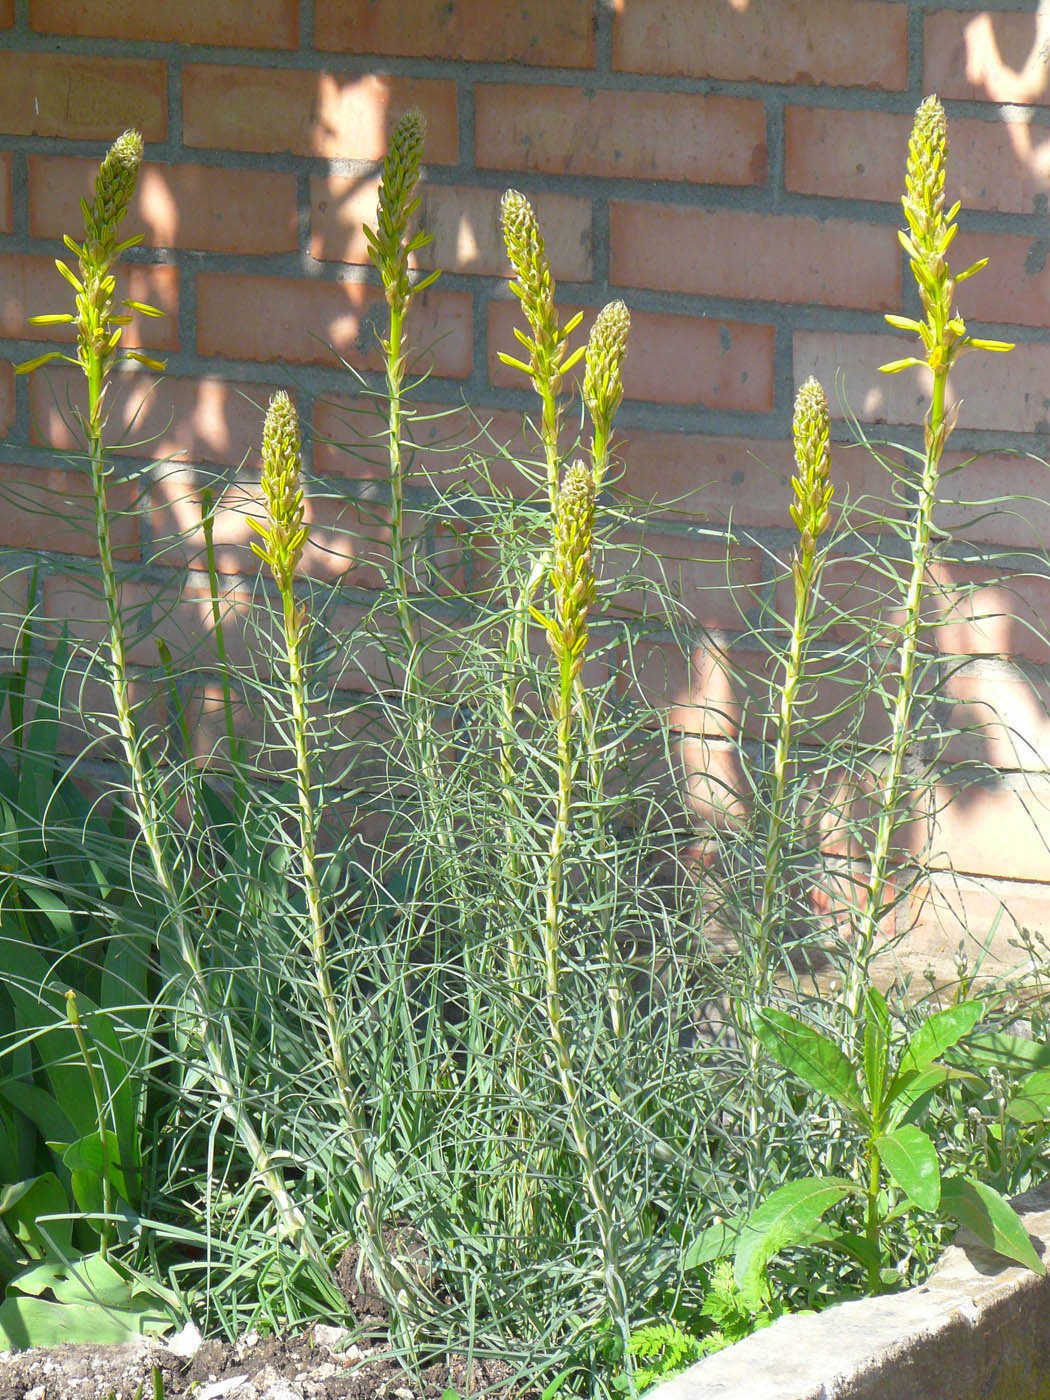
[{"left": 729, "top": 990, "right": 1044, "bottom": 1302}]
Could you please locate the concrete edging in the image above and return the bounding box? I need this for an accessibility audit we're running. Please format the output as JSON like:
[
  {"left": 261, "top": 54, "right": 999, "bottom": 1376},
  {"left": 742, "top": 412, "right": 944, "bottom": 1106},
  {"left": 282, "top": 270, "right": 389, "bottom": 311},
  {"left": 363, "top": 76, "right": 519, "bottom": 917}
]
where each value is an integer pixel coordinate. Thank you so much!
[{"left": 649, "top": 1184, "right": 1050, "bottom": 1400}]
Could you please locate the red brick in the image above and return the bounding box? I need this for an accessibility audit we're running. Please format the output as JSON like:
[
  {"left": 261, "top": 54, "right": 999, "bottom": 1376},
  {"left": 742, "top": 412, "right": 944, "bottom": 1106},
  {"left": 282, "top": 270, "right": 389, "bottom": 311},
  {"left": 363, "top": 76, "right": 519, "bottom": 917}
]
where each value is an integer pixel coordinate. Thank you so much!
[
  {"left": 29, "top": 0, "right": 297, "bottom": 47},
  {"left": 0, "top": 567, "right": 31, "bottom": 657},
  {"left": 613, "top": 430, "right": 909, "bottom": 532},
  {"left": 29, "top": 369, "right": 282, "bottom": 465},
  {"left": 0, "top": 255, "right": 177, "bottom": 349},
  {"left": 950, "top": 230, "right": 1050, "bottom": 328},
  {"left": 0, "top": 462, "right": 137, "bottom": 558},
  {"left": 31, "top": 157, "right": 298, "bottom": 255},
  {"left": 313, "top": 397, "right": 542, "bottom": 496},
  {"left": 476, "top": 86, "right": 767, "bottom": 185},
  {"left": 43, "top": 573, "right": 258, "bottom": 671},
  {"left": 925, "top": 558, "right": 1050, "bottom": 668},
  {"left": 197, "top": 274, "right": 472, "bottom": 377},
  {"left": 151, "top": 470, "right": 398, "bottom": 589},
  {"left": 183, "top": 67, "right": 457, "bottom": 161},
  {"left": 905, "top": 872, "right": 1050, "bottom": 980},
  {"left": 786, "top": 106, "right": 1050, "bottom": 216},
  {"left": 605, "top": 531, "right": 761, "bottom": 623},
  {"left": 312, "top": 179, "right": 592, "bottom": 280},
  {"left": 0, "top": 2, "right": 12, "bottom": 26},
  {"left": 488, "top": 301, "right": 774, "bottom": 413},
  {"left": 926, "top": 776, "right": 1050, "bottom": 883},
  {"left": 933, "top": 448, "right": 1050, "bottom": 551},
  {"left": 794, "top": 331, "right": 1050, "bottom": 435},
  {"left": 315, "top": 0, "right": 593, "bottom": 66},
  {"left": 926, "top": 10, "right": 1050, "bottom": 106},
  {"left": 614, "top": 0, "right": 907, "bottom": 89},
  {"left": 611, "top": 202, "right": 899, "bottom": 311},
  {"left": 0, "top": 52, "right": 165, "bottom": 141},
  {"left": 677, "top": 733, "right": 751, "bottom": 828},
  {"left": 945, "top": 663, "right": 1050, "bottom": 774}
]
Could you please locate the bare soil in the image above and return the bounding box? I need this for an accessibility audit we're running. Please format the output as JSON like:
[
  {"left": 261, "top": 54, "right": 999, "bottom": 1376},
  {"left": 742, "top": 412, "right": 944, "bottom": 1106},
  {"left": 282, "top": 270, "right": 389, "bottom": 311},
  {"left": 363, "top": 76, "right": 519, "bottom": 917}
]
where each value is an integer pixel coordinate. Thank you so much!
[
  {"left": 0, "top": 1327, "right": 522, "bottom": 1400},
  {"left": 0, "top": 1246, "right": 525, "bottom": 1400}
]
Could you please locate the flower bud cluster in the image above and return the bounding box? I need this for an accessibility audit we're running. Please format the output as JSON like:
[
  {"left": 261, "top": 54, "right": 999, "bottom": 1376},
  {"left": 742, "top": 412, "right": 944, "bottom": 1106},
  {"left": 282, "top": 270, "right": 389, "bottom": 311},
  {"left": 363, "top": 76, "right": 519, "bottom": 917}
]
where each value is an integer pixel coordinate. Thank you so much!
[
  {"left": 790, "top": 377, "right": 833, "bottom": 563},
  {"left": 250, "top": 391, "right": 309, "bottom": 594},
  {"left": 548, "top": 460, "right": 596, "bottom": 682}
]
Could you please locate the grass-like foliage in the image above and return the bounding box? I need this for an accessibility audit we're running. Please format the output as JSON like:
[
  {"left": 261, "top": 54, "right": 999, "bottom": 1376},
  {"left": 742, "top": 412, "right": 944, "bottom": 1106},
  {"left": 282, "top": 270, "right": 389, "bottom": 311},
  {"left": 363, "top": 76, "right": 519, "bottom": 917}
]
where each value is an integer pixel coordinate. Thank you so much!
[{"left": 3, "top": 97, "right": 1050, "bottom": 1394}]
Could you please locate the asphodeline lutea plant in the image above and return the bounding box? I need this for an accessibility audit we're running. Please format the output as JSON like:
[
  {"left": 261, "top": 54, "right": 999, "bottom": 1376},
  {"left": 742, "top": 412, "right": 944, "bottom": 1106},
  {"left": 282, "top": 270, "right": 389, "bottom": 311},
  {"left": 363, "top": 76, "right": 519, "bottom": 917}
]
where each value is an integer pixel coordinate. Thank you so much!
[
  {"left": 498, "top": 194, "right": 634, "bottom": 1007},
  {"left": 16, "top": 131, "right": 309, "bottom": 1255},
  {"left": 363, "top": 108, "right": 440, "bottom": 641},
  {"left": 745, "top": 378, "right": 834, "bottom": 1162},
  {"left": 850, "top": 93, "right": 1012, "bottom": 1014},
  {"left": 755, "top": 378, "right": 834, "bottom": 998},
  {"left": 248, "top": 391, "right": 425, "bottom": 1325},
  {"left": 499, "top": 190, "right": 586, "bottom": 508},
  {"left": 533, "top": 459, "right": 631, "bottom": 1350}
]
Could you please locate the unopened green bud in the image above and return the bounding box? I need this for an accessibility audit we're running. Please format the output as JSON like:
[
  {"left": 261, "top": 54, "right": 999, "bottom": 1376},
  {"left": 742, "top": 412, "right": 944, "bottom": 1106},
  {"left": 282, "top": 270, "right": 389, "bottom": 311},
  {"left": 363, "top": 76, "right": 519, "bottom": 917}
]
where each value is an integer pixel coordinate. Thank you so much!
[
  {"left": 377, "top": 110, "right": 425, "bottom": 246},
  {"left": 904, "top": 95, "right": 947, "bottom": 238},
  {"left": 501, "top": 190, "right": 554, "bottom": 330},
  {"left": 251, "top": 390, "right": 308, "bottom": 591},
  {"left": 550, "top": 460, "right": 596, "bottom": 672},
  {"left": 87, "top": 129, "right": 143, "bottom": 257},
  {"left": 789, "top": 377, "right": 833, "bottom": 549},
  {"left": 584, "top": 300, "right": 630, "bottom": 432},
  {"left": 367, "top": 109, "right": 433, "bottom": 311}
]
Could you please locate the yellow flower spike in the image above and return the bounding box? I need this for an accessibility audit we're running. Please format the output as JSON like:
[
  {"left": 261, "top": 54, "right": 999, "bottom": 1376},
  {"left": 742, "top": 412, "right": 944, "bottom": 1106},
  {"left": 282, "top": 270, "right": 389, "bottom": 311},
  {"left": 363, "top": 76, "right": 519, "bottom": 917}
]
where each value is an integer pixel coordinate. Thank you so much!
[
  {"left": 547, "top": 460, "right": 596, "bottom": 681},
  {"left": 500, "top": 190, "right": 585, "bottom": 505},
  {"left": 751, "top": 376, "right": 836, "bottom": 1128},
  {"left": 856, "top": 96, "right": 1013, "bottom": 1022},
  {"left": 363, "top": 109, "right": 440, "bottom": 315},
  {"left": 881, "top": 95, "right": 1013, "bottom": 381},
  {"left": 790, "top": 378, "right": 833, "bottom": 547},
  {"left": 250, "top": 390, "right": 308, "bottom": 594},
  {"left": 85, "top": 128, "right": 143, "bottom": 262},
  {"left": 583, "top": 300, "right": 630, "bottom": 489}
]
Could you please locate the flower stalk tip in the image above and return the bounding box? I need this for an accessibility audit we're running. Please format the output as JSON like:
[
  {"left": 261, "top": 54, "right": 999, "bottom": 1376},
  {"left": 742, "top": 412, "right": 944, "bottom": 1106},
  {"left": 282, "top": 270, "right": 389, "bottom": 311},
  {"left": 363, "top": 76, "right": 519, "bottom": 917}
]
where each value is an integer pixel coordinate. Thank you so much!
[
  {"left": 584, "top": 300, "right": 630, "bottom": 488},
  {"left": 86, "top": 128, "right": 143, "bottom": 259},
  {"left": 365, "top": 108, "right": 440, "bottom": 315},
  {"left": 499, "top": 189, "right": 585, "bottom": 503},
  {"left": 880, "top": 94, "right": 1012, "bottom": 390},
  {"left": 548, "top": 459, "right": 596, "bottom": 679},
  {"left": 250, "top": 390, "right": 308, "bottom": 593},
  {"left": 790, "top": 377, "right": 833, "bottom": 557}
]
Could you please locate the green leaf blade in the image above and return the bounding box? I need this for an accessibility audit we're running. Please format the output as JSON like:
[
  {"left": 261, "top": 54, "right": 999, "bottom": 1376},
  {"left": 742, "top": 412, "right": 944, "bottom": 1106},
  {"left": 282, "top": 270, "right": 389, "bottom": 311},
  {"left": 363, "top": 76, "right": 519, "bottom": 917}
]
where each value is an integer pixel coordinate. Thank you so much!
[
  {"left": 875, "top": 1125, "right": 940, "bottom": 1212},
  {"left": 734, "top": 1176, "right": 855, "bottom": 1306},
  {"left": 755, "top": 1009, "right": 864, "bottom": 1116},
  {"left": 940, "top": 1177, "right": 1045, "bottom": 1276},
  {"left": 892, "top": 1000, "right": 984, "bottom": 1088}
]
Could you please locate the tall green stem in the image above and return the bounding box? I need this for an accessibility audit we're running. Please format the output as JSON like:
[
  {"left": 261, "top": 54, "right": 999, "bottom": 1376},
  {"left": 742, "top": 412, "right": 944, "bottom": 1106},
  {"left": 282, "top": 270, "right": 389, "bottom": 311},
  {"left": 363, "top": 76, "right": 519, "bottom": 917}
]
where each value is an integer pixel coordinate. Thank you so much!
[
  {"left": 849, "top": 95, "right": 1013, "bottom": 1017},
  {"left": 19, "top": 130, "right": 309, "bottom": 1255},
  {"left": 864, "top": 1138, "right": 883, "bottom": 1294},
  {"left": 540, "top": 461, "right": 629, "bottom": 1347}
]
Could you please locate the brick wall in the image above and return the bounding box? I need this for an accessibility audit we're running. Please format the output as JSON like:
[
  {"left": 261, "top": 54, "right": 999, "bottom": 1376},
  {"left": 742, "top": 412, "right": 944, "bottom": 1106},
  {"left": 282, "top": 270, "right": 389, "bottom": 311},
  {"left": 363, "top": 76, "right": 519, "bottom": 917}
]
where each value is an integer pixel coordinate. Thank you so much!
[{"left": 1, "top": 0, "right": 1049, "bottom": 973}]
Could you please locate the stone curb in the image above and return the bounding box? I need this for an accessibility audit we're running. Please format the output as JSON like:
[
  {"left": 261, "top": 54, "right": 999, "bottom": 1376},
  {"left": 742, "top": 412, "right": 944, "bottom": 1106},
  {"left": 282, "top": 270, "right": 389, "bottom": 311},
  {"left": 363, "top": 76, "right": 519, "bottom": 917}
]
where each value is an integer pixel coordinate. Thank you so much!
[{"left": 648, "top": 1184, "right": 1050, "bottom": 1400}]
